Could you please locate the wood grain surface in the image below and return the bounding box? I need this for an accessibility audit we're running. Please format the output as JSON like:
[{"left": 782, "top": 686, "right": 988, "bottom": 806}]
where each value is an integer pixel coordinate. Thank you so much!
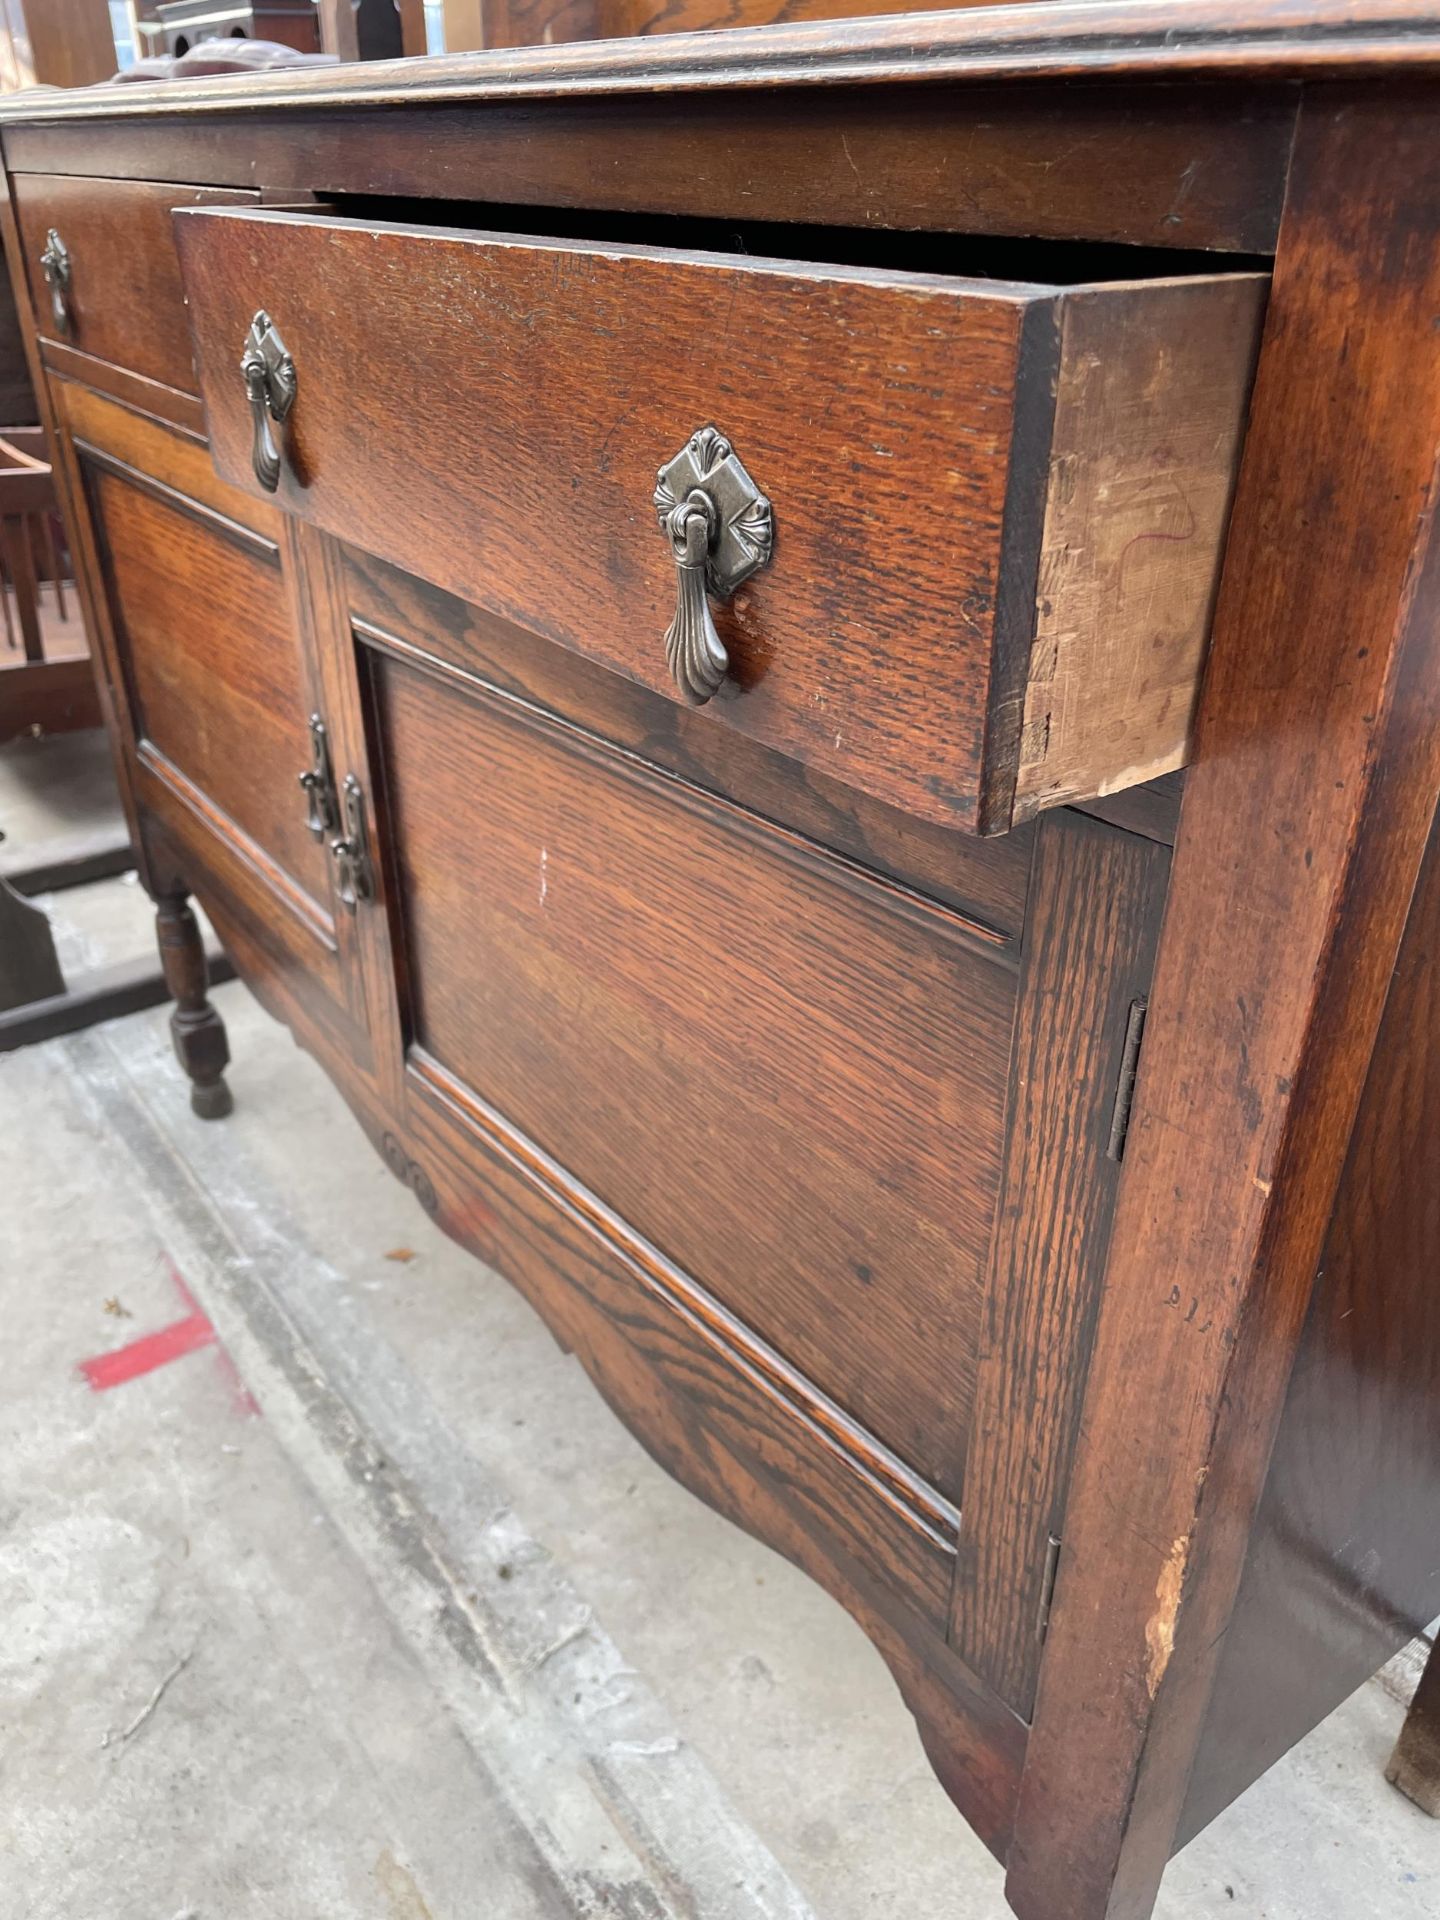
[
  {"left": 80, "top": 455, "right": 331, "bottom": 922},
  {"left": 1009, "top": 90, "right": 1440, "bottom": 1920},
  {"left": 13, "top": 175, "right": 258, "bottom": 393},
  {"left": 178, "top": 207, "right": 1259, "bottom": 830},
  {"left": 952, "top": 810, "right": 1170, "bottom": 1717},
  {"left": 2, "top": 84, "right": 1294, "bottom": 255},
  {"left": 370, "top": 635, "right": 1014, "bottom": 1494},
  {"left": 341, "top": 544, "right": 1036, "bottom": 942},
  {"left": 1013, "top": 280, "right": 1264, "bottom": 817},
  {"left": 0, "top": 1, "right": 1438, "bottom": 118},
  {"left": 1180, "top": 796, "right": 1440, "bottom": 1839}
]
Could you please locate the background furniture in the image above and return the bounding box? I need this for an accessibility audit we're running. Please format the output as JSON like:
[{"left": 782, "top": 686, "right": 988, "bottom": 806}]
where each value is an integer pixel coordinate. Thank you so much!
[
  {"left": 144, "top": 0, "right": 320, "bottom": 57},
  {"left": 438, "top": 0, "right": 1015, "bottom": 49},
  {"left": 0, "top": 0, "right": 117, "bottom": 91},
  {"left": 2, "top": 10, "right": 1437, "bottom": 1919},
  {"left": 0, "top": 426, "right": 95, "bottom": 741},
  {"left": 319, "top": 0, "right": 425, "bottom": 58}
]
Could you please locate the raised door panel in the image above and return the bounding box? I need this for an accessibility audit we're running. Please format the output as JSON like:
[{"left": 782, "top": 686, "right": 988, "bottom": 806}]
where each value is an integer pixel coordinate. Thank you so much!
[
  {"left": 371, "top": 641, "right": 1013, "bottom": 1500},
  {"left": 53, "top": 381, "right": 358, "bottom": 1031},
  {"left": 330, "top": 561, "right": 1175, "bottom": 1740},
  {"left": 90, "top": 465, "right": 331, "bottom": 915}
]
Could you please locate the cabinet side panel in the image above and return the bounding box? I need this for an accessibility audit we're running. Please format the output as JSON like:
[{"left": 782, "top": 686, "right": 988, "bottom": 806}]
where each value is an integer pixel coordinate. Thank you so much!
[{"left": 1180, "top": 798, "right": 1440, "bottom": 1844}]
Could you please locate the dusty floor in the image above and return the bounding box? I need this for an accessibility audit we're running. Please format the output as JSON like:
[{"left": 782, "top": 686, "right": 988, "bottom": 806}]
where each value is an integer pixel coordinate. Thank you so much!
[{"left": 2, "top": 736, "right": 1436, "bottom": 1920}]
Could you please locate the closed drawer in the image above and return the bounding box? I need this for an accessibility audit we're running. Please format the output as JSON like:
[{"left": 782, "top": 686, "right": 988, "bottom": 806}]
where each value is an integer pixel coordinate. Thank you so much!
[
  {"left": 176, "top": 206, "right": 1266, "bottom": 833},
  {"left": 14, "top": 174, "right": 258, "bottom": 395}
]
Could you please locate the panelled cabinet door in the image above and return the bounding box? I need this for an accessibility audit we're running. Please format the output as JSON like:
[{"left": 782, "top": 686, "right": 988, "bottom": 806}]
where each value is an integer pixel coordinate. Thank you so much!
[
  {"left": 297, "top": 531, "right": 1175, "bottom": 1755},
  {"left": 55, "top": 380, "right": 375, "bottom": 1067}
]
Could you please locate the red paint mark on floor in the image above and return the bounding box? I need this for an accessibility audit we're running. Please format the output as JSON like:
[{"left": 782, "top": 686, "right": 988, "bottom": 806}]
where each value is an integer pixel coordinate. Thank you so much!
[
  {"left": 79, "top": 1309, "right": 215, "bottom": 1392},
  {"left": 77, "top": 1254, "right": 258, "bottom": 1415}
]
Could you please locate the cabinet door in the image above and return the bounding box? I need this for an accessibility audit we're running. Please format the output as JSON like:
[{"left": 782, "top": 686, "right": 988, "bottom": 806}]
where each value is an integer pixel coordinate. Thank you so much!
[
  {"left": 56, "top": 380, "right": 373, "bottom": 1065},
  {"left": 295, "top": 535, "right": 1174, "bottom": 1740}
]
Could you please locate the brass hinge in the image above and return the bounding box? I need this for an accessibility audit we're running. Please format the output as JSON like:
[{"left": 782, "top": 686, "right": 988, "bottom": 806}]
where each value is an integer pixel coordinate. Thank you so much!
[
  {"left": 330, "top": 773, "right": 375, "bottom": 913},
  {"left": 1037, "top": 1532, "right": 1063, "bottom": 1643},
  {"left": 1106, "top": 997, "right": 1149, "bottom": 1163}
]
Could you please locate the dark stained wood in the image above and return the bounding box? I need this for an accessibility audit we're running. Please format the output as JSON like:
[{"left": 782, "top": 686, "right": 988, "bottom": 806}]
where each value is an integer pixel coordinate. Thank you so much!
[
  {"left": 0, "top": 655, "right": 101, "bottom": 739},
  {"left": 56, "top": 377, "right": 264, "bottom": 535},
  {"left": 179, "top": 205, "right": 1262, "bottom": 831},
  {"left": 0, "top": 1, "right": 1437, "bottom": 118},
  {"left": 78, "top": 452, "right": 333, "bottom": 921},
  {"left": 1388, "top": 1640, "right": 1440, "bottom": 1816},
  {"left": 1009, "top": 90, "right": 1440, "bottom": 1920},
  {"left": 369, "top": 632, "right": 1014, "bottom": 1495},
  {"left": 154, "top": 890, "right": 232, "bottom": 1116},
  {"left": 43, "top": 341, "right": 208, "bottom": 440},
  {"left": 1179, "top": 796, "right": 1440, "bottom": 1840},
  {"left": 3, "top": 84, "right": 1294, "bottom": 255},
  {"left": 0, "top": 870, "right": 64, "bottom": 1009},
  {"left": 12, "top": 175, "right": 259, "bottom": 393},
  {"left": 0, "top": 944, "right": 235, "bottom": 1050},
  {"left": 402, "top": 1044, "right": 1032, "bottom": 1856},
  {"left": 0, "top": 247, "right": 33, "bottom": 424},
  {"left": 191, "top": 849, "right": 1034, "bottom": 1860},
  {"left": 342, "top": 545, "right": 1036, "bottom": 943},
  {"left": 11, "top": 24, "right": 1440, "bottom": 1920},
  {"left": 952, "top": 810, "right": 1170, "bottom": 1718},
  {"left": 1070, "top": 772, "right": 1184, "bottom": 847}
]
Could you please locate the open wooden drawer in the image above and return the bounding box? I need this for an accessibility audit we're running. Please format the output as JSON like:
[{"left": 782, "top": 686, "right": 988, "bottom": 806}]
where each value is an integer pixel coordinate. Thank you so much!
[{"left": 174, "top": 204, "right": 1265, "bottom": 833}]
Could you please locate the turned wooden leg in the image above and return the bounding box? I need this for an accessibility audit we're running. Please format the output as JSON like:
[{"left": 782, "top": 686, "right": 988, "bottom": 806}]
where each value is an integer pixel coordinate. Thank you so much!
[
  {"left": 154, "top": 893, "right": 232, "bottom": 1119},
  {"left": 1387, "top": 1637, "right": 1440, "bottom": 1817}
]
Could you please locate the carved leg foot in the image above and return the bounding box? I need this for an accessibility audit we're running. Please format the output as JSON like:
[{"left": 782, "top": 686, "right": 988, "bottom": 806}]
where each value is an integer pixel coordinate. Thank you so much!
[
  {"left": 1387, "top": 1637, "right": 1440, "bottom": 1817},
  {"left": 154, "top": 892, "right": 232, "bottom": 1119}
]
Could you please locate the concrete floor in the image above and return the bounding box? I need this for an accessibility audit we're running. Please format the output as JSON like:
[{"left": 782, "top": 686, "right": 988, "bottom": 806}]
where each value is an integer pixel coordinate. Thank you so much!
[{"left": 2, "top": 737, "right": 1437, "bottom": 1920}]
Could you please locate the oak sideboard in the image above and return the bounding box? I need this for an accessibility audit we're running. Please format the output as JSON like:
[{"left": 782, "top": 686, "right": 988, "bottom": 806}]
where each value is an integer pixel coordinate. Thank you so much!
[{"left": 5, "top": 7, "right": 1439, "bottom": 1915}]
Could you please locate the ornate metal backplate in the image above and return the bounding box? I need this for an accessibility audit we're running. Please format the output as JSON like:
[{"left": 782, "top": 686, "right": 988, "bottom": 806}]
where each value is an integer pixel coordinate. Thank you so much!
[
  {"left": 240, "top": 309, "right": 297, "bottom": 492},
  {"left": 653, "top": 427, "right": 773, "bottom": 704}
]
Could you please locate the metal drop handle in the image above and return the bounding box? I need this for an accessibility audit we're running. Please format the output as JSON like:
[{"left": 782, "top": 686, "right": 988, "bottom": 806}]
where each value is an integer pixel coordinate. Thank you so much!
[
  {"left": 240, "top": 309, "right": 296, "bottom": 493},
  {"left": 39, "top": 229, "right": 71, "bottom": 336},
  {"left": 653, "top": 427, "right": 773, "bottom": 706}
]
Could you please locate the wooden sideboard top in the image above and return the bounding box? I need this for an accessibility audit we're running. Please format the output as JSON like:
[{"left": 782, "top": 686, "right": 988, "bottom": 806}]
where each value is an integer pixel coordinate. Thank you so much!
[{"left": 1, "top": 0, "right": 1440, "bottom": 120}]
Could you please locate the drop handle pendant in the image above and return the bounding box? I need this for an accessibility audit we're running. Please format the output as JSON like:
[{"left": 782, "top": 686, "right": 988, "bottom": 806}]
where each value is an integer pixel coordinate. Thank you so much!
[
  {"left": 330, "top": 774, "right": 375, "bottom": 913},
  {"left": 654, "top": 428, "right": 773, "bottom": 706},
  {"left": 39, "top": 229, "right": 71, "bottom": 336},
  {"left": 240, "top": 309, "right": 296, "bottom": 493}
]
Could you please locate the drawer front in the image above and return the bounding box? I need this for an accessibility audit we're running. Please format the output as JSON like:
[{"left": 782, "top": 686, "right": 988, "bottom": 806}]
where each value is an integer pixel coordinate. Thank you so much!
[
  {"left": 367, "top": 635, "right": 1014, "bottom": 1499},
  {"left": 176, "top": 207, "right": 1265, "bottom": 834},
  {"left": 14, "top": 175, "right": 258, "bottom": 394}
]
